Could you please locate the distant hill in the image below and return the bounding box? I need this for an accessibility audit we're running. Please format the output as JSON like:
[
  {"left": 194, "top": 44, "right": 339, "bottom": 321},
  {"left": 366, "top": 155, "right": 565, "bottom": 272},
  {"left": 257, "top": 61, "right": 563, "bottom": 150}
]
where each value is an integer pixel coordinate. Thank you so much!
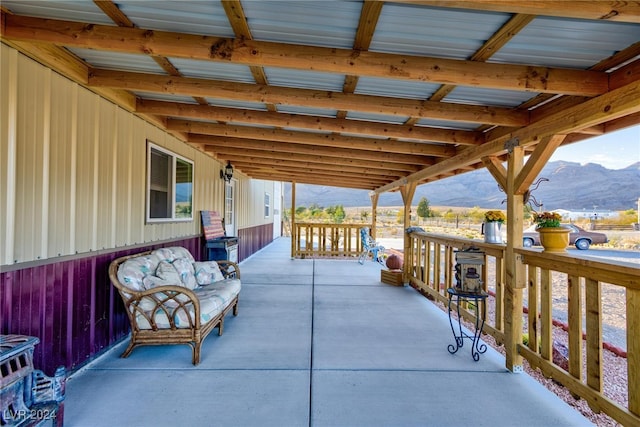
[{"left": 284, "top": 161, "right": 640, "bottom": 211}]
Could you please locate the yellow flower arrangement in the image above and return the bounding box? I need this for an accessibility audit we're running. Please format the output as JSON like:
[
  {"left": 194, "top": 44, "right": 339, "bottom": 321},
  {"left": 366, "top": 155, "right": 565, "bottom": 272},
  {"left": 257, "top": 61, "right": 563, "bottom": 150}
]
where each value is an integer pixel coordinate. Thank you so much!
[
  {"left": 534, "top": 211, "right": 562, "bottom": 228},
  {"left": 484, "top": 210, "right": 506, "bottom": 223}
]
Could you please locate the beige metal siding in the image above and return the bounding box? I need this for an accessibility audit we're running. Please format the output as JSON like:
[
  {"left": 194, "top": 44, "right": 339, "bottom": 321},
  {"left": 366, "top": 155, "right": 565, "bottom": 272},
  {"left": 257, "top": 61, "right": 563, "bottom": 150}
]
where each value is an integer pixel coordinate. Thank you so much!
[
  {"left": 1, "top": 44, "right": 275, "bottom": 265},
  {"left": 236, "top": 178, "right": 278, "bottom": 227}
]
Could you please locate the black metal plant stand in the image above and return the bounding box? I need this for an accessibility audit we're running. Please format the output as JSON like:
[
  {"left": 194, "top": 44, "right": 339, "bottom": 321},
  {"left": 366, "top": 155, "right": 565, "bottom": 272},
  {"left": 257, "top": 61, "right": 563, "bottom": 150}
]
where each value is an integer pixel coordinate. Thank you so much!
[{"left": 447, "top": 287, "right": 488, "bottom": 361}]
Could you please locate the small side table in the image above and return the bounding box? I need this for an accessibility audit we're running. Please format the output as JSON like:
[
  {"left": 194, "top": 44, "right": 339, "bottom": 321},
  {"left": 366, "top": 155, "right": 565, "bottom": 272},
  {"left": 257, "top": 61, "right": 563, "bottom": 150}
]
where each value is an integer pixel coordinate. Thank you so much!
[{"left": 447, "top": 287, "right": 488, "bottom": 361}]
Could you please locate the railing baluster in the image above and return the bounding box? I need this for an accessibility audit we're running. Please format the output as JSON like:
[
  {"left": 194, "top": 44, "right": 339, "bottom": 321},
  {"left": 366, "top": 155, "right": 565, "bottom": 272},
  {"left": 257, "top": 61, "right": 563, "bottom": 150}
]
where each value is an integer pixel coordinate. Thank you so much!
[
  {"left": 585, "top": 278, "right": 602, "bottom": 393},
  {"left": 540, "top": 267, "right": 553, "bottom": 361},
  {"left": 528, "top": 266, "right": 539, "bottom": 353},
  {"left": 628, "top": 287, "right": 640, "bottom": 417},
  {"left": 568, "top": 274, "right": 583, "bottom": 382},
  {"left": 495, "top": 256, "right": 504, "bottom": 333},
  {"left": 434, "top": 243, "right": 441, "bottom": 292},
  {"left": 426, "top": 241, "right": 432, "bottom": 289}
]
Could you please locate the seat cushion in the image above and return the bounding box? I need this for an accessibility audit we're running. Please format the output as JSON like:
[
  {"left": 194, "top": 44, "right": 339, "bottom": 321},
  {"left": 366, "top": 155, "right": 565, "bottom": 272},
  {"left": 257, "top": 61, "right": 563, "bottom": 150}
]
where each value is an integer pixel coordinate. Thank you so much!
[
  {"left": 135, "top": 279, "right": 241, "bottom": 330},
  {"left": 117, "top": 254, "right": 161, "bottom": 292},
  {"left": 171, "top": 257, "right": 198, "bottom": 290},
  {"left": 152, "top": 247, "right": 195, "bottom": 263},
  {"left": 193, "top": 261, "right": 225, "bottom": 285}
]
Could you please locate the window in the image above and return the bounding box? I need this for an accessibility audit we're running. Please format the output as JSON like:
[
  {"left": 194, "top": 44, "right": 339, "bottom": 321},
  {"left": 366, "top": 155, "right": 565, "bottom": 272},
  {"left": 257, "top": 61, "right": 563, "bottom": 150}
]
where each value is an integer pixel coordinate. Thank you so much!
[
  {"left": 264, "top": 193, "right": 271, "bottom": 218},
  {"left": 146, "top": 142, "right": 193, "bottom": 222}
]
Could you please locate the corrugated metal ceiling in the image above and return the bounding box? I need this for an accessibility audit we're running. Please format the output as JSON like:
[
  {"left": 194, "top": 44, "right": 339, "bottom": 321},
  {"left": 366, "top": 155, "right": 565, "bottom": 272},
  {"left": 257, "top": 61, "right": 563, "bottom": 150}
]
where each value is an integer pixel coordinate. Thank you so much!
[{"left": 2, "top": 1, "right": 639, "bottom": 191}]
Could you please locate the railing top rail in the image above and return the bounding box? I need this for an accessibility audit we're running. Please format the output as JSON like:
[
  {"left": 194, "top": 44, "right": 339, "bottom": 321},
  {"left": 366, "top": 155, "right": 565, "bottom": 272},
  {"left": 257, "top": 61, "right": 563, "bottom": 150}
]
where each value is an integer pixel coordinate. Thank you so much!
[
  {"left": 294, "top": 222, "right": 370, "bottom": 227},
  {"left": 408, "top": 231, "right": 506, "bottom": 258},
  {"left": 515, "top": 247, "right": 640, "bottom": 290}
]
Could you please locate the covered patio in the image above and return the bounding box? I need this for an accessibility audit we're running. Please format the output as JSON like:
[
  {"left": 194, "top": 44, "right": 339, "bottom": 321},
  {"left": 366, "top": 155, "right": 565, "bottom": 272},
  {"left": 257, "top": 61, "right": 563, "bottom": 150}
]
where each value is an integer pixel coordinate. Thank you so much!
[
  {"left": 1, "top": 1, "right": 639, "bottom": 426},
  {"left": 65, "top": 237, "right": 590, "bottom": 427}
]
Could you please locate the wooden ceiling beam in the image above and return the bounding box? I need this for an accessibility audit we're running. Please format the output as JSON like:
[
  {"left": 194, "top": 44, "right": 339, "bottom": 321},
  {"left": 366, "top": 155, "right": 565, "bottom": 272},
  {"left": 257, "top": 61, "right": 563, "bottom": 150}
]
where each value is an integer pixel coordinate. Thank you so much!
[
  {"left": 91, "top": 69, "right": 529, "bottom": 127},
  {"left": 240, "top": 173, "right": 385, "bottom": 188},
  {"left": 167, "top": 119, "right": 455, "bottom": 157},
  {"left": 234, "top": 170, "right": 379, "bottom": 190},
  {"left": 228, "top": 159, "right": 404, "bottom": 178},
  {"left": 202, "top": 145, "right": 423, "bottom": 173},
  {"left": 188, "top": 134, "right": 435, "bottom": 165},
  {"left": 139, "top": 99, "right": 483, "bottom": 145},
  {"left": 2, "top": 13, "right": 609, "bottom": 96},
  {"left": 391, "top": 1, "right": 640, "bottom": 23},
  {"left": 233, "top": 163, "right": 398, "bottom": 183}
]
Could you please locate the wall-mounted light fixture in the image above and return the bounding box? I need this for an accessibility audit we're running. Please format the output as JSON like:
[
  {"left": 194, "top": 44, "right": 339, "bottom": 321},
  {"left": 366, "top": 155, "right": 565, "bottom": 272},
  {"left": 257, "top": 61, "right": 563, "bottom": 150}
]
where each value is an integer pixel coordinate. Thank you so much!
[{"left": 220, "top": 160, "right": 234, "bottom": 182}]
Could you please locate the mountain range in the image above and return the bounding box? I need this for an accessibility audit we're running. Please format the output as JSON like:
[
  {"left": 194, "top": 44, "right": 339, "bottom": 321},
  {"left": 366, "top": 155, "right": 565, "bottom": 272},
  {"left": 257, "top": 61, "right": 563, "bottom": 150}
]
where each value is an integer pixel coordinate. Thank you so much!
[{"left": 284, "top": 161, "right": 640, "bottom": 211}]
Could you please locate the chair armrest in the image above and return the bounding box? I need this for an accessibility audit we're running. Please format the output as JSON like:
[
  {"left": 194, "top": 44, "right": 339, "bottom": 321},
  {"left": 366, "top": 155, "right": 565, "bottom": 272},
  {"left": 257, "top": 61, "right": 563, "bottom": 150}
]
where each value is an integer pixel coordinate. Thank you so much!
[
  {"left": 216, "top": 260, "right": 241, "bottom": 280},
  {"left": 125, "top": 286, "right": 202, "bottom": 329}
]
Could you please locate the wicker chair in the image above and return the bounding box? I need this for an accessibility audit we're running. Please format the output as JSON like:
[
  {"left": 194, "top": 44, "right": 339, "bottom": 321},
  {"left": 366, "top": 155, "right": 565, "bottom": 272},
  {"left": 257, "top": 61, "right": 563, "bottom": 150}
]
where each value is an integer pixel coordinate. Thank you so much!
[{"left": 108, "top": 247, "right": 240, "bottom": 365}]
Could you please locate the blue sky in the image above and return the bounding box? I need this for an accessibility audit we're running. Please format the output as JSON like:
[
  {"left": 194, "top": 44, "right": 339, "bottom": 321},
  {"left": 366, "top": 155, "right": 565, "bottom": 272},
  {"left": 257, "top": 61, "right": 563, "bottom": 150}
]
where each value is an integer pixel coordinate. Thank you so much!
[{"left": 549, "top": 125, "right": 640, "bottom": 170}]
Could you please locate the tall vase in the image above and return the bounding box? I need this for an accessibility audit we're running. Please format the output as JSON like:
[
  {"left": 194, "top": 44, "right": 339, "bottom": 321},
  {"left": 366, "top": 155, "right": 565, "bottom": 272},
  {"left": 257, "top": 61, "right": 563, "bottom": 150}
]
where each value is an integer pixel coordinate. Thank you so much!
[
  {"left": 538, "top": 227, "right": 570, "bottom": 253},
  {"left": 482, "top": 221, "right": 503, "bottom": 244}
]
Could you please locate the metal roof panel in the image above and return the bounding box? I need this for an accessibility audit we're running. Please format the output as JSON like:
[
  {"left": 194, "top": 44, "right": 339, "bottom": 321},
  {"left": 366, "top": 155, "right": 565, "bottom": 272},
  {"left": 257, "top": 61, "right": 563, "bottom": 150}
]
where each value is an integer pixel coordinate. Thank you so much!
[
  {"left": 276, "top": 106, "right": 338, "bottom": 117},
  {"left": 355, "top": 77, "right": 441, "bottom": 100},
  {"left": 264, "top": 67, "right": 345, "bottom": 91},
  {"left": 115, "top": 0, "right": 234, "bottom": 37},
  {"left": 346, "top": 112, "right": 409, "bottom": 124},
  {"left": 491, "top": 17, "right": 640, "bottom": 69},
  {"left": 242, "top": 1, "right": 361, "bottom": 48},
  {"left": 444, "top": 87, "right": 539, "bottom": 108},
  {"left": 168, "top": 58, "right": 256, "bottom": 83},
  {"left": 371, "top": 4, "right": 511, "bottom": 58},
  {"left": 1, "top": 1, "right": 113, "bottom": 24},
  {"left": 68, "top": 48, "right": 163, "bottom": 74}
]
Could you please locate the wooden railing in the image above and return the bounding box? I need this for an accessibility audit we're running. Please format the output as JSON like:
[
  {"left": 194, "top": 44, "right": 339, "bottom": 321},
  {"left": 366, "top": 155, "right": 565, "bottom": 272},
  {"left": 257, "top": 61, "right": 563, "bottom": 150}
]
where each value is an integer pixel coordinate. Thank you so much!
[
  {"left": 516, "top": 249, "right": 639, "bottom": 426},
  {"left": 292, "top": 223, "right": 368, "bottom": 258},
  {"left": 404, "top": 230, "right": 639, "bottom": 426},
  {"left": 405, "top": 231, "right": 507, "bottom": 344}
]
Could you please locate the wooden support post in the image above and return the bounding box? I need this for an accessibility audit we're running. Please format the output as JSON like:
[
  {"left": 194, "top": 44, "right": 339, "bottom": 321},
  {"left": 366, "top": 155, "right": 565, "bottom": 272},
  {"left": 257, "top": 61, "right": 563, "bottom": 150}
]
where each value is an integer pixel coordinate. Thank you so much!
[
  {"left": 370, "top": 192, "right": 379, "bottom": 239},
  {"left": 290, "top": 181, "right": 296, "bottom": 259},
  {"left": 400, "top": 183, "right": 417, "bottom": 283},
  {"left": 505, "top": 145, "right": 525, "bottom": 372}
]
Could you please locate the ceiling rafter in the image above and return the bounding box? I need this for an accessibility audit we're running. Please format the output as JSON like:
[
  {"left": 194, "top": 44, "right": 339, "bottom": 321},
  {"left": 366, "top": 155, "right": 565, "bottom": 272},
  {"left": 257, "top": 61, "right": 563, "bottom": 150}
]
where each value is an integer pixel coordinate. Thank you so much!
[
  {"left": 2, "top": 13, "right": 610, "bottom": 96},
  {"left": 221, "top": 0, "right": 276, "bottom": 112},
  {"left": 137, "top": 99, "right": 483, "bottom": 145},
  {"left": 190, "top": 134, "right": 436, "bottom": 166},
  {"left": 167, "top": 119, "right": 456, "bottom": 157},
  {"left": 204, "top": 145, "right": 423, "bottom": 174},
  {"left": 91, "top": 69, "right": 528, "bottom": 127},
  {"left": 337, "top": 0, "right": 383, "bottom": 119}
]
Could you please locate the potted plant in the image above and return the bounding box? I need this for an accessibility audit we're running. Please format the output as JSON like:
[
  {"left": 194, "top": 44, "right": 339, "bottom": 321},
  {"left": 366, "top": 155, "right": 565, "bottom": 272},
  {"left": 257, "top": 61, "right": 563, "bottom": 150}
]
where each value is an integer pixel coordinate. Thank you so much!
[
  {"left": 482, "top": 210, "right": 506, "bottom": 244},
  {"left": 533, "top": 211, "right": 570, "bottom": 252}
]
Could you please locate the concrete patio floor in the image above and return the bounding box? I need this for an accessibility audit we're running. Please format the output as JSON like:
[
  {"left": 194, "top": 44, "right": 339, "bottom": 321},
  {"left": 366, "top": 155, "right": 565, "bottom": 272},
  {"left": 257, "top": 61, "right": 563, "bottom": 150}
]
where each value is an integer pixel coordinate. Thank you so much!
[{"left": 64, "top": 237, "right": 592, "bottom": 426}]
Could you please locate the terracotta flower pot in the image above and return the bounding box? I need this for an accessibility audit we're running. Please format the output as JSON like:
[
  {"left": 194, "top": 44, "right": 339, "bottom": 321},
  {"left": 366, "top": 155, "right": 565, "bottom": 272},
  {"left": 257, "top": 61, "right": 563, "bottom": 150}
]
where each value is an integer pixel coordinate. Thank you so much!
[{"left": 537, "top": 227, "right": 570, "bottom": 253}]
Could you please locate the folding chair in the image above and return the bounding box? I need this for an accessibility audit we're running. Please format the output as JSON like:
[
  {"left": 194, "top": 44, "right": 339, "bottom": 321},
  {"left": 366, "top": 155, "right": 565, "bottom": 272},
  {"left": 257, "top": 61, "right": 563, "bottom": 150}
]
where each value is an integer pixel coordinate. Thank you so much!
[{"left": 358, "top": 227, "right": 385, "bottom": 265}]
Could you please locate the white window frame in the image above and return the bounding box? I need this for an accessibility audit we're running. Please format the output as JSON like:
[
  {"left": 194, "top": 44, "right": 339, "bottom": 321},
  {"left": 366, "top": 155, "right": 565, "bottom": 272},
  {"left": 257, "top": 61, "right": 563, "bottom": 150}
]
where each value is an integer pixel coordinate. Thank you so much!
[
  {"left": 146, "top": 141, "right": 194, "bottom": 223},
  {"left": 264, "top": 192, "right": 271, "bottom": 218}
]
